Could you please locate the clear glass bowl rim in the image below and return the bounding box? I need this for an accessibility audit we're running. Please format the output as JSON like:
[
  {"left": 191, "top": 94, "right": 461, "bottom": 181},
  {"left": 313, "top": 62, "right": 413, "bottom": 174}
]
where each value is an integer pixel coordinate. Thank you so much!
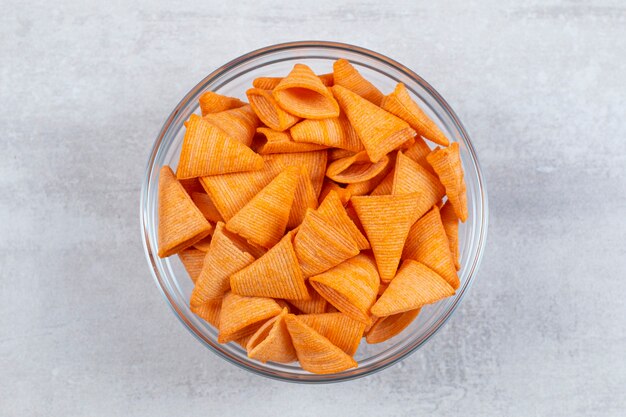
[{"left": 140, "top": 40, "right": 489, "bottom": 383}]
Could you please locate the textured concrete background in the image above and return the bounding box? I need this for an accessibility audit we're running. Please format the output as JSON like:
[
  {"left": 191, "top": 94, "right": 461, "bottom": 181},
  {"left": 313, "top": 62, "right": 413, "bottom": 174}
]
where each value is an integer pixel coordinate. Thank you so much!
[{"left": 1, "top": 0, "right": 625, "bottom": 416}]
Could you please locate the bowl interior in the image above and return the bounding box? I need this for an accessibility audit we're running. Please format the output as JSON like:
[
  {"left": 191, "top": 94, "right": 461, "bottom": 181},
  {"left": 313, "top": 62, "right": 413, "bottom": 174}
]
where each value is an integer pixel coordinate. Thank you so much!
[{"left": 141, "top": 42, "right": 488, "bottom": 382}]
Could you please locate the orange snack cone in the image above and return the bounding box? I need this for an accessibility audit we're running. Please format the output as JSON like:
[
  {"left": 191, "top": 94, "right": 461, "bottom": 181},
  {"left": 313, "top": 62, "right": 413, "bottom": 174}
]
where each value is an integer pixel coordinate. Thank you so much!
[
  {"left": 191, "top": 192, "right": 224, "bottom": 223},
  {"left": 287, "top": 167, "right": 319, "bottom": 229},
  {"left": 218, "top": 292, "right": 282, "bottom": 343},
  {"left": 371, "top": 261, "right": 455, "bottom": 316},
  {"left": 246, "top": 308, "right": 298, "bottom": 363},
  {"left": 317, "top": 190, "right": 369, "bottom": 250},
  {"left": 202, "top": 105, "right": 260, "bottom": 147},
  {"left": 298, "top": 312, "right": 365, "bottom": 356},
  {"left": 256, "top": 127, "right": 327, "bottom": 154},
  {"left": 230, "top": 232, "right": 309, "bottom": 300},
  {"left": 403, "top": 206, "right": 460, "bottom": 289},
  {"left": 198, "top": 91, "right": 246, "bottom": 116},
  {"left": 332, "top": 58, "right": 383, "bottom": 105},
  {"left": 351, "top": 193, "right": 420, "bottom": 281},
  {"left": 319, "top": 179, "right": 351, "bottom": 206},
  {"left": 177, "top": 114, "right": 263, "bottom": 179},
  {"left": 381, "top": 83, "right": 449, "bottom": 147},
  {"left": 253, "top": 73, "right": 333, "bottom": 90},
  {"left": 309, "top": 253, "right": 380, "bottom": 324},
  {"left": 326, "top": 150, "right": 389, "bottom": 184},
  {"left": 365, "top": 309, "right": 421, "bottom": 344},
  {"left": 190, "top": 222, "right": 256, "bottom": 305},
  {"left": 440, "top": 200, "right": 461, "bottom": 270},
  {"left": 178, "top": 248, "right": 205, "bottom": 283},
  {"left": 404, "top": 136, "right": 435, "bottom": 174},
  {"left": 294, "top": 210, "right": 360, "bottom": 277},
  {"left": 246, "top": 88, "right": 300, "bottom": 131},
  {"left": 193, "top": 298, "right": 223, "bottom": 328},
  {"left": 273, "top": 64, "right": 340, "bottom": 119},
  {"left": 226, "top": 166, "right": 300, "bottom": 248},
  {"left": 290, "top": 115, "right": 364, "bottom": 152},
  {"left": 284, "top": 314, "right": 357, "bottom": 374},
  {"left": 392, "top": 151, "right": 446, "bottom": 222},
  {"left": 288, "top": 283, "right": 328, "bottom": 314},
  {"left": 332, "top": 85, "right": 415, "bottom": 163},
  {"left": 426, "top": 143, "right": 468, "bottom": 222},
  {"left": 157, "top": 166, "right": 213, "bottom": 257}
]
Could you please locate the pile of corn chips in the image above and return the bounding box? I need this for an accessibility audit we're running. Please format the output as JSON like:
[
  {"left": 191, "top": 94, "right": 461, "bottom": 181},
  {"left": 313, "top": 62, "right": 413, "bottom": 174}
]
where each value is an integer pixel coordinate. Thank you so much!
[{"left": 156, "top": 59, "right": 467, "bottom": 374}]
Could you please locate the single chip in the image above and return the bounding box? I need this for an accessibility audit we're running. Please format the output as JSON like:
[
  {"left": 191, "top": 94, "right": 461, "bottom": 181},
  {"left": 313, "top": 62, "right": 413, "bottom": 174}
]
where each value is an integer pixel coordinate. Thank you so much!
[
  {"left": 326, "top": 150, "right": 389, "bottom": 184},
  {"left": 319, "top": 179, "right": 351, "bottom": 206},
  {"left": 256, "top": 127, "right": 327, "bottom": 154},
  {"left": 332, "top": 85, "right": 416, "bottom": 163},
  {"left": 287, "top": 283, "right": 328, "bottom": 314},
  {"left": 202, "top": 105, "right": 260, "bottom": 147},
  {"left": 309, "top": 254, "right": 380, "bottom": 324},
  {"left": 365, "top": 309, "right": 421, "bottom": 344},
  {"left": 332, "top": 58, "right": 383, "bottom": 105},
  {"left": 226, "top": 166, "right": 300, "bottom": 248},
  {"left": 273, "top": 64, "right": 340, "bottom": 119},
  {"left": 427, "top": 143, "right": 468, "bottom": 222},
  {"left": 370, "top": 260, "right": 455, "bottom": 316},
  {"left": 287, "top": 167, "right": 319, "bottom": 229},
  {"left": 381, "top": 83, "right": 449, "bottom": 147},
  {"left": 231, "top": 232, "right": 309, "bottom": 300},
  {"left": 290, "top": 114, "right": 364, "bottom": 152},
  {"left": 193, "top": 297, "right": 223, "bottom": 328},
  {"left": 178, "top": 248, "right": 205, "bottom": 283},
  {"left": 294, "top": 209, "right": 360, "bottom": 277},
  {"left": 247, "top": 88, "right": 300, "bottom": 131},
  {"left": 440, "top": 200, "right": 461, "bottom": 270},
  {"left": 351, "top": 193, "right": 420, "bottom": 282},
  {"left": 198, "top": 91, "right": 246, "bottom": 116},
  {"left": 298, "top": 312, "right": 365, "bottom": 356},
  {"left": 392, "top": 151, "right": 446, "bottom": 222},
  {"left": 192, "top": 236, "right": 213, "bottom": 251},
  {"left": 177, "top": 114, "right": 263, "bottom": 179},
  {"left": 284, "top": 314, "right": 358, "bottom": 374},
  {"left": 190, "top": 222, "right": 255, "bottom": 304},
  {"left": 191, "top": 192, "right": 224, "bottom": 223},
  {"left": 253, "top": 73, "right": 334, "bottom": 90},
  {"left": 246, "top": 308, "right": 297, "bottom": 363},
  {"left": 217, "top": 292, "right": 282, "bottom": 344},
  {"left": 403, "top": 206, "right": 460, "bottom": 289},
  {"left": 157, "top": 166, "right": 213, "bottom": 257},
  {"left": 317, "top": 190, "right": 369, "bottom": 250},
  {"left": 404, "top": 136, "right": 435, "bottom": 174}
]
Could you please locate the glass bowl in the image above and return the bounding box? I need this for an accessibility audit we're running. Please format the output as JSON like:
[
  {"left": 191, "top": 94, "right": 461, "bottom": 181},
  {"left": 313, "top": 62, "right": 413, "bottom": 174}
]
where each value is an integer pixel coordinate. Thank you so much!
[{"left": 140, "top": 41, "right": 488, "bottom": 383}]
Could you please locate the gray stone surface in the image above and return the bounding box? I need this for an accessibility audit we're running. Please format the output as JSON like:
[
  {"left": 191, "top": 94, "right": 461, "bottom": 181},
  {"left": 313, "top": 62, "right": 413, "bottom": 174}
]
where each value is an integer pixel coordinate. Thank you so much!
[{"left": 1, "top": 0, "right": 625, "bottom": 416}]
